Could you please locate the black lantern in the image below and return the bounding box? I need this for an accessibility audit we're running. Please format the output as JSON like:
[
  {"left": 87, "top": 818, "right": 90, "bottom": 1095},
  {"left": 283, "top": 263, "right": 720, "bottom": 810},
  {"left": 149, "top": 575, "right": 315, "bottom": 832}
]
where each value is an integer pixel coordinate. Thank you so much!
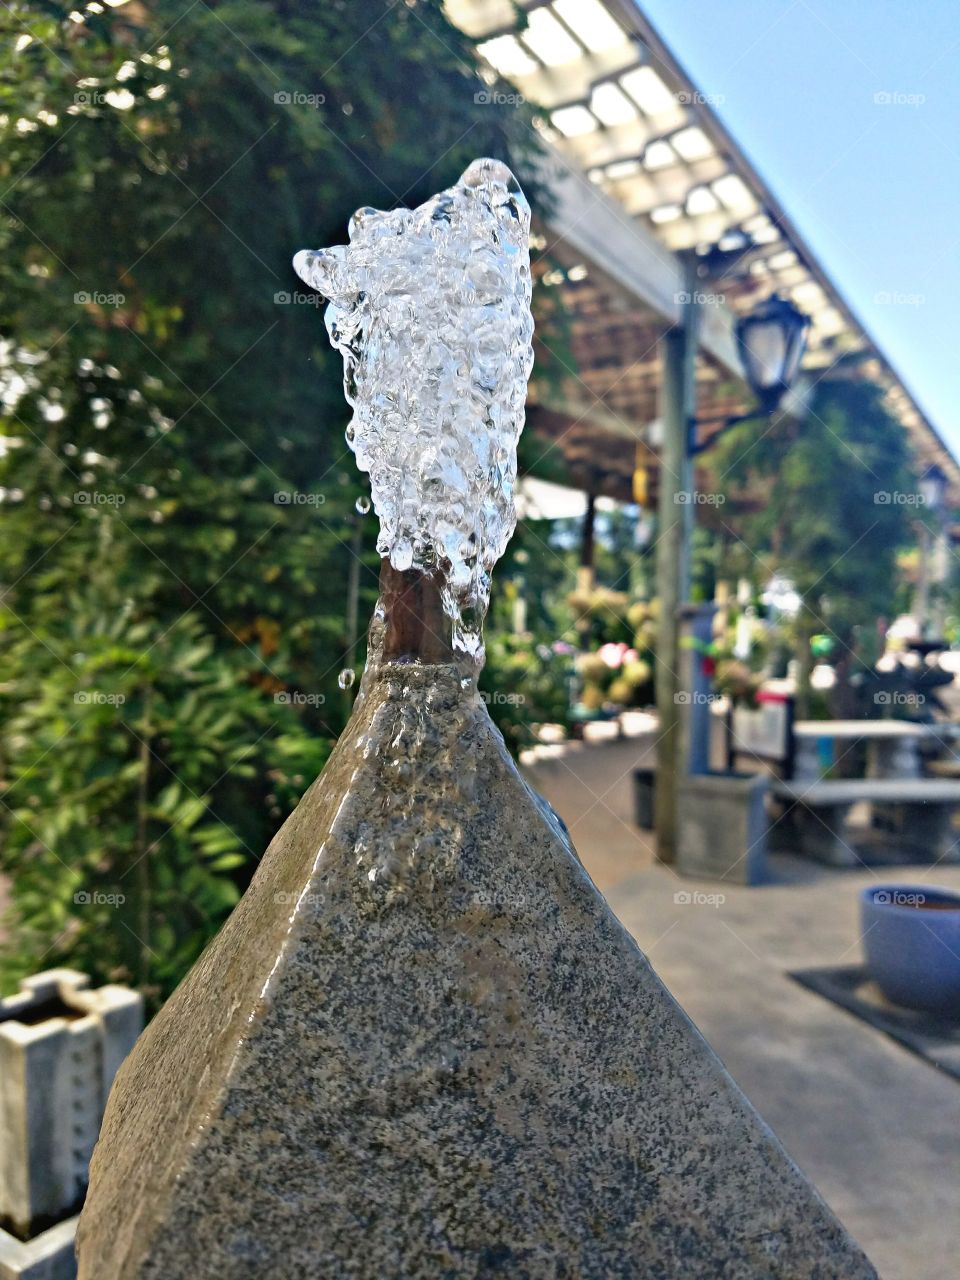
[
  {"left": 919, "top": 463, "right": 947, "bottom": 513},
  {"left": 735, "top": 293, "right": 810, "bottom": 414}
]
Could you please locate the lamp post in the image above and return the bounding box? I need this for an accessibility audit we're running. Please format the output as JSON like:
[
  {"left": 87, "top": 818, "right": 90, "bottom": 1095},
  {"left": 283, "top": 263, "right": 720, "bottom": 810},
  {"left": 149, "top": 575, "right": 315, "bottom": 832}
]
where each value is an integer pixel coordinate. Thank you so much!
[
  {"left": 654, "top": 285, "right": 809, "bottom": 864},
  {"left": 916, "top": 464, "right": 947, "bottom": 639}
]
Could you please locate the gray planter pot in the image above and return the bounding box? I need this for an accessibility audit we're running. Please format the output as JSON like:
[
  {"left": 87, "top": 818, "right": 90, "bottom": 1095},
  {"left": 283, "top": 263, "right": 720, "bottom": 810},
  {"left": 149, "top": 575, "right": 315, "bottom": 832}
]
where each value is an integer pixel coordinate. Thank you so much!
[{"left": 676, "top": 771, "right": 769, "bottom": 885}]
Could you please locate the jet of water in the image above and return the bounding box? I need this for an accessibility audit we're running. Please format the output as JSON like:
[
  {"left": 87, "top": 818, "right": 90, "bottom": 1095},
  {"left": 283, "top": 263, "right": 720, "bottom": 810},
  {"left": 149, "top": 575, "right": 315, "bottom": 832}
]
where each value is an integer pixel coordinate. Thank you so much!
[{"left": 293, "top": 158, "right": 534, "bottom": 657}]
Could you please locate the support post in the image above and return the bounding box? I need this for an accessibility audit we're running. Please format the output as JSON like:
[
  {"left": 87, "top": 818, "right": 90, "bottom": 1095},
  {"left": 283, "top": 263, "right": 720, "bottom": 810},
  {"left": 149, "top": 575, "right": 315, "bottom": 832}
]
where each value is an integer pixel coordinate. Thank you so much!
[
  {"left": 577, "top": 490, "right": 597, "bottom": 593},
  {"left": 655, "top": 264, "right": 700, "bottom": 864},
  {"left": 916, "top": 522, "right": 930, "bottom": 639},
  {"left": 680, "top": 603, "right": 717, "bottom": 777}
]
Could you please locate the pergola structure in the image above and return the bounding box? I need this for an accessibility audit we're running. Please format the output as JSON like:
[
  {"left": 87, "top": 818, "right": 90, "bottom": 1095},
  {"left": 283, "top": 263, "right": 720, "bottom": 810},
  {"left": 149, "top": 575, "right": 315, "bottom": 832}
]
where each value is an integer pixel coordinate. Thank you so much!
[
  {"left": 447, "top": 0, "right": 958, "bottom": 863},
  {"left": 447, "top": 0, "right": 959, "bottom": 506}
]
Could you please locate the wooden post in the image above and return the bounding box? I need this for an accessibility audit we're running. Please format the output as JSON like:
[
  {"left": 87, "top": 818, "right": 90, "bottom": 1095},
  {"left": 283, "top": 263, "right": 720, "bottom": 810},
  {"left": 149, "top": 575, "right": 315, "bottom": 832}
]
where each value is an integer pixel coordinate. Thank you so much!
[
  {"left": 581, "top": 491, "right": 596, "bottom": 571},
  {"left": 576, "top": 490, "right": 597, "bottom": 595}
]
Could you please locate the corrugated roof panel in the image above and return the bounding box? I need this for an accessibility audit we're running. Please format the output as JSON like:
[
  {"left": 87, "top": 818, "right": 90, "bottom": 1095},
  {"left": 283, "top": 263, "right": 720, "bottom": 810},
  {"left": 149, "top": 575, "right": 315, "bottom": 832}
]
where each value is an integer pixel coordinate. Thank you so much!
[{"left": 444, "top": 0, "right": 957, "bottom": 481}]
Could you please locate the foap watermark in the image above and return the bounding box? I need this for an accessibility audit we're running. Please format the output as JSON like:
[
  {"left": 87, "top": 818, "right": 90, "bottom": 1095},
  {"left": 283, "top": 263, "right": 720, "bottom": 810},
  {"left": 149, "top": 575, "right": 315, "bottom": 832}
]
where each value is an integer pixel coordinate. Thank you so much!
[
  {"left": 274, "top": 90, "right": 326, "bottom": 108},
  {"left": 675, "top": 490, "right": 725, "bottom": 506},
  {"left": 274, "top": 691, "right": 326, "bottom": 708},
  {"left": 75, "top": 690, "right": 126, "bottom": 706},
  {"left": 874, "top": 290, "right": 924, "bottom": 307},
  {"left": 674, "top": 889, "right": 725, "bottom": 908},
  {"left": 873, "top": 90, "right": 925, "bottom": 107},
  {"left": 473, "top": 890, "right": 527, "bottom": 908},
  {"left": 274, "top": 890, "right": 326, "bottom": 907},
  {"left": 874, "top": 691, "right": 925, "bottom": 708},
  {"left": 74, "top": 90, "right": 107, "bottom": 107},
  {"left": 874, "top": 490, "right": 927, "bottom": 506},
  {"left": 474, "top": 89, "right": 525, "bottom": 106},
  {"left": 480, "top": 690, "right": 525, "bottom": 706},
  {"left": 674, "top": 691, "right": 723, "bottom": 706},
  {"left": 74, "top": 490, "right": 125, "bottom": 506},
  {"left": 74, "top": 890, "right": 126, "bottom": 906},
  {"left": 74, "top": 290, "right": 125, "bottom": 307},
  {"left": 274, "top": 290, "right": 322, "bottom": 307},
  {"left": 273, "top": 491, "right": 326, "bottom": 506},
  {"left": 675, "top": 290, "right": 725, "bottom": 307},
  {"left": 676, "top": 89, "right": 725, "bottom": 107},
  {"left": 874, "top": 889, "right": 926, "bottom": 906}
]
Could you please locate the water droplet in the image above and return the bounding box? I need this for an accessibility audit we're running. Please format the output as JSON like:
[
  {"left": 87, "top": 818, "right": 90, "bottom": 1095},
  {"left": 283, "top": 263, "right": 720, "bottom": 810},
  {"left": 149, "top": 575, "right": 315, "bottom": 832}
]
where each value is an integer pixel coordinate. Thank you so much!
[
  {"left": 393, "top": 540, "right": 414, "bottom": 572},
  {"left": 338, "top": 669, "right": 355, "bottom": 690},
  {"left": 355, "top": 495, "right": 371, "bottom": 515}
]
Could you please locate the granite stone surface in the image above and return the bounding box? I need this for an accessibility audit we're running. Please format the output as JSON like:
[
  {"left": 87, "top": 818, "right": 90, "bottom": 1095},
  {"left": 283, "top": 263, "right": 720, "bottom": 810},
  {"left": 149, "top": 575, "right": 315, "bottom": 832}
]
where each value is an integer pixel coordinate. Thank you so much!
[{"left": 77, "top": 654, "right": 877, "bottom": 1278}]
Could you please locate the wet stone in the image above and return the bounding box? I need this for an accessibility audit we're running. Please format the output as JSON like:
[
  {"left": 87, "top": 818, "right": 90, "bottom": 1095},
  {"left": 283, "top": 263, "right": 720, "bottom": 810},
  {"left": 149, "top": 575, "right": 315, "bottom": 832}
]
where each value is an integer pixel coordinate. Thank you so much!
[{"left": 77, "top": 658, "right": 877, "bottom": 1279}]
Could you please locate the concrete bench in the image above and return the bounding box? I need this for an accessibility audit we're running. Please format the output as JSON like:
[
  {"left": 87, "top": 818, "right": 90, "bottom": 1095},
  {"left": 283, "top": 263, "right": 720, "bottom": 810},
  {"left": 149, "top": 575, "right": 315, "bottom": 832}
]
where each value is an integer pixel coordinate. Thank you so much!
[{"left": 769, "top": 777, "right": 960, "bottom": 865}]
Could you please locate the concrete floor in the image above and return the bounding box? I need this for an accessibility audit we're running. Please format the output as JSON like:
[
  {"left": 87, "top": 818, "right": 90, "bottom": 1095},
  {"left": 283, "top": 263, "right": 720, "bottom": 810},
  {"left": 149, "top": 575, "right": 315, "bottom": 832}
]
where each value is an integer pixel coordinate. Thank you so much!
[{"left": 523, "top": 735, "right": 960, "bottom": 1280}]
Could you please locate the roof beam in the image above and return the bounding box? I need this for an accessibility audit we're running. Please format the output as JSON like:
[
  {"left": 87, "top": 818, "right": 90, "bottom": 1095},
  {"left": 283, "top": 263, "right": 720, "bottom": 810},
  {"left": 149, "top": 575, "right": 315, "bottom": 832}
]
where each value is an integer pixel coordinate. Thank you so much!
[{"left": 533, "top": 142, "right": 742, "bottom": 376}]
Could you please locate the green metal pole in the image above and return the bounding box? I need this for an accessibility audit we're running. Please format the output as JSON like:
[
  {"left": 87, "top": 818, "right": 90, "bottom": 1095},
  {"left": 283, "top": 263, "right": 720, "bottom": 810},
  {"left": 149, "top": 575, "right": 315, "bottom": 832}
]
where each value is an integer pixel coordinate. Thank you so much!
[{"left": 654, "top": 262, "right": 700, "bottom": 865}]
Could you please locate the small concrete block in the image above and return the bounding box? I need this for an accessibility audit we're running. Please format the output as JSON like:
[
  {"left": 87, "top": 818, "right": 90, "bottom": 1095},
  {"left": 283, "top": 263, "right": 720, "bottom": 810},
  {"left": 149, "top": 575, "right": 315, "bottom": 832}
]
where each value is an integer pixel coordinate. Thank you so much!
[
  {"left": 0, "top": 973, "right": 143, "bottom": 1236},
  {"left": 787, "top": 804, "right": 859, "bottom": 867},
  {"left": 0, "top": 1216, "right": 77, "bottom": 1280}
]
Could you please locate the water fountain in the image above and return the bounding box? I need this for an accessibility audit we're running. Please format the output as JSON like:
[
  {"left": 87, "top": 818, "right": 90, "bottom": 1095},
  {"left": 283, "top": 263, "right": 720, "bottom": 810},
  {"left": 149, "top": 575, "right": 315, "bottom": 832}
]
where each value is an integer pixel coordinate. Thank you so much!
[
  {"left": 76, "top": 161, "right": 875, "bottom": 1278},
  {"left": 293, "top": 156, "right": 533, "bottom": 662}
]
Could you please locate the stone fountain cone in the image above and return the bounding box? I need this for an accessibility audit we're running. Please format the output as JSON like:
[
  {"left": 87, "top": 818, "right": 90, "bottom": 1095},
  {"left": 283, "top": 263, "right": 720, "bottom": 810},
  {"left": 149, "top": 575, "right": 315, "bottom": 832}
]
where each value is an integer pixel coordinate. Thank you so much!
[{"left": 77, "top": 566, "right": 876, "bottom": 1278}]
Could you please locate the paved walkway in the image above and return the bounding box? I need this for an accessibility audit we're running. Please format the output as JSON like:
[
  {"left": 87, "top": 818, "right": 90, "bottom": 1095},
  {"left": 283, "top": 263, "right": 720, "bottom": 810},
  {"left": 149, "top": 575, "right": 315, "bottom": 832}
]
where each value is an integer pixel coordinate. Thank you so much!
[{"left": 523, "top": 735, "right": 960, "bottom": 1280}]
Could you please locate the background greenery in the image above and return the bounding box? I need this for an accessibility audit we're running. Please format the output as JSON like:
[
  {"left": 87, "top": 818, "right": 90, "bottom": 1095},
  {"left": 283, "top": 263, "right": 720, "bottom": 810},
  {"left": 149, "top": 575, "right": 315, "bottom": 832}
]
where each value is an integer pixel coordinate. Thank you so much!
[
  {"left": 0, "top": 0, "right": 551, "bottom": 1001},
  {"left": 0, "top": 1, "right": 928, "bottom": 1004},
  {"left": 712, "top": 369, "right": 916, "bottom": 711}
]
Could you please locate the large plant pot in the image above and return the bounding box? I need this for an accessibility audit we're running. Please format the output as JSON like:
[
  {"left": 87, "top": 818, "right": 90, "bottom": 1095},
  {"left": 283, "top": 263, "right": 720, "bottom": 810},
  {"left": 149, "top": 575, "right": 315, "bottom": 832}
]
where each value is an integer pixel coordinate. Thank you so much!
[
  {"left": 860, "top": 885, "right": 960, "bottom": 1015},
  {"left": 676, "top": 771, "right": 769, "bottom": 885}
]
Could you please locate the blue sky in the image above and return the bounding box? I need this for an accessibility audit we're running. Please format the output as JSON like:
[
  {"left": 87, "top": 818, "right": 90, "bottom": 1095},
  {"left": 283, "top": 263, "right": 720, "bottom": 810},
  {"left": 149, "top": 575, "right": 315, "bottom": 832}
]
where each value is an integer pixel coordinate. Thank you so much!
[{"left": 642, "top": 0, "right": 960, "bottom": 451}]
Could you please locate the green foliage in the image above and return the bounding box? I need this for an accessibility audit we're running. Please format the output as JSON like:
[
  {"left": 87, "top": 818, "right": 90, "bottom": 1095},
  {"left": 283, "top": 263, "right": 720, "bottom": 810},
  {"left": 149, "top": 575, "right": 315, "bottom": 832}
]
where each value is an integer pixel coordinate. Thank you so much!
[
  {"left": 0, "top": 0, "right": 547, "bottom": 999},
  {"left": 479, "top": 632, "right": 572, "bottom": 757},
  {"left": 0, "top": 603, "right": 329, "bottom": 1001},
  {"left": 713, "top": 371, "right": 916, "bottom": 651}
]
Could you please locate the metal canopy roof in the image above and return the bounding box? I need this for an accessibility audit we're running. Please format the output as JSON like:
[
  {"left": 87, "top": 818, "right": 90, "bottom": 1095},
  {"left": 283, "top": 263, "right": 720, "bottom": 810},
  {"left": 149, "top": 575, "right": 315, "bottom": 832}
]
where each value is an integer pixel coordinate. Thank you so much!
[{"left": 446, "top": 0, "right": 958, "bottom": 496}]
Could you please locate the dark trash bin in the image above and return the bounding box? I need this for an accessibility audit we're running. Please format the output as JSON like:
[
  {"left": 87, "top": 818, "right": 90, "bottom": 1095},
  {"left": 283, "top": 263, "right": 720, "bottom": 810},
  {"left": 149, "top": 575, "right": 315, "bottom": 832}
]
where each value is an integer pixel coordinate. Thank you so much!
[{"left": 633, "top": 767, "right": 655, "bottom": 830}]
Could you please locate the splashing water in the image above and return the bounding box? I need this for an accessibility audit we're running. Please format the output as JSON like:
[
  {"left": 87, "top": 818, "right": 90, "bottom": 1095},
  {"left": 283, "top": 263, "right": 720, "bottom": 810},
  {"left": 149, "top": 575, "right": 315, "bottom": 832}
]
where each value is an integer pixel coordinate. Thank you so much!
[{"left": 293, "top": 158, "right": 534, "bottom": 657}]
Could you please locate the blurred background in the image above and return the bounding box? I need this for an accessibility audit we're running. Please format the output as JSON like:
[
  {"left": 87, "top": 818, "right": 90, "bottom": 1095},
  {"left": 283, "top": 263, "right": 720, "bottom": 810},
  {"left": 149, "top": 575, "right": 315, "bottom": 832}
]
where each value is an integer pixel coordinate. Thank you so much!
[{"left": 2, "top": 4, "right": 959, "bottom": 1277}]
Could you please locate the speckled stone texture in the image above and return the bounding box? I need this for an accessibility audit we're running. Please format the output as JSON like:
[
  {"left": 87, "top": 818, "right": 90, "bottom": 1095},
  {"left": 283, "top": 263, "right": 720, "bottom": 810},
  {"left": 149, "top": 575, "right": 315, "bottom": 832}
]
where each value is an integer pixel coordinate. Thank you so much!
[{"left": 77, "top": 655, "right": 876, "bottom": 1279}]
